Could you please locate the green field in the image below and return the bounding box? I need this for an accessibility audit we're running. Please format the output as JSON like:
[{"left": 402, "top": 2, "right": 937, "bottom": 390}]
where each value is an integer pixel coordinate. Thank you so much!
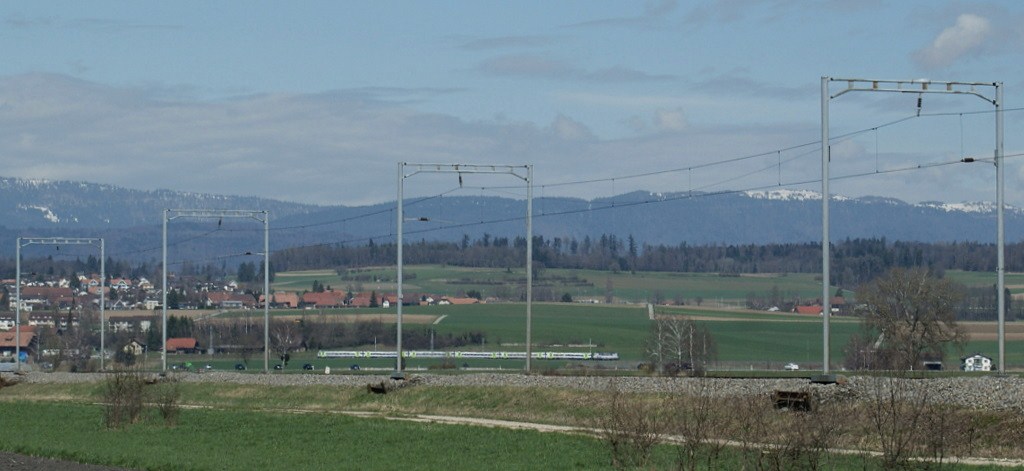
[
  {"left": 0, "top": 382, "right": 1013, "bottom": 470},
  {"left": 272, "top": 265, "right": 825, "bottom": 305},
  {"left": 0, "top": 401, "right": 621, "bottom": 470},
  {"left": 273, "top": 266, "right": 1024, "bottom": 303},
  {"left": 185, "top": 266, "right": 1020, "bottom": 370},
  {"left": 180, "top": 301, "right": 1024, "bottom": 370}
]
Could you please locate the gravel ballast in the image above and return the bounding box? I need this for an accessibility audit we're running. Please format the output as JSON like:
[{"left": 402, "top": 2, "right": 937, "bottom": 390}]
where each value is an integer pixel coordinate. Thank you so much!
[{"left": 5, "top": 371, "right": 1023, "bottom": 413}]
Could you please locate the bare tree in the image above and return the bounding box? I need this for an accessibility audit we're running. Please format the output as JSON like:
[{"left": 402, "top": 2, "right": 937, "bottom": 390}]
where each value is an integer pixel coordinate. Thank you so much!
[
  {"left": 646, "top": 316, "right": 717, "bottom": 375},
  {"left": 857, "top": 267, "right": 967, "bottom": 370},
  {"left": 270, "top": 319, "right": 301, "bottom": 367},
  {"left": 53, "top": 311, "right": 96, "bottom": 372}
]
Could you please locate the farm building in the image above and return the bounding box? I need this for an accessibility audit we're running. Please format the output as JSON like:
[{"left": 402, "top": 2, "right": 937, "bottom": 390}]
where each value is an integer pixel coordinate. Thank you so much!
[
  {"left": 165, "top": 337, "right": 201, "bottom": 354},
  {"left": 0, "top": 326, "right": 37, "bottom": 358},
  {"left": 961, "top": 353, "right": 993, "bottom": 372}
]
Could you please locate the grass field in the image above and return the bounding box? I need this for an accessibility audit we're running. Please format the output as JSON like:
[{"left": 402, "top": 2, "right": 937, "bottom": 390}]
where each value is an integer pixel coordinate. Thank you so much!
[
  {"left": 944, "top": 270, "right": 1024, "bottom": 294},
  {"left": 0, "top": 382, "right": 1012, "bottom": 470},
  {"left": 275, "top": 267, "right": 1024, "bottom": 303},
  {"left": 163, "top": 301, "right": 1024, "bottom": 370},
  {"left": 271, "top": 265, "right": 825, "bottom": 306},
  {"left": 175, "top": 266, "right": 1024, "bottom": 370},
  {"left": 0, "top": 401, "right": 621, "bottom": 470}
]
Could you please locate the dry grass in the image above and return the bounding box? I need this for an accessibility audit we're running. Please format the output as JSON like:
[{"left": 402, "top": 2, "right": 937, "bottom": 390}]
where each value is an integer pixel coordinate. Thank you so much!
[
  {"left": 268, "top": 314, "right": 437, "bottom": 324},
  {"left": 5, "top": 377, "right": 1024, "bottom": 464},
  {"left": 960, "top": 321, "right": 1024, "bottom": 341}
]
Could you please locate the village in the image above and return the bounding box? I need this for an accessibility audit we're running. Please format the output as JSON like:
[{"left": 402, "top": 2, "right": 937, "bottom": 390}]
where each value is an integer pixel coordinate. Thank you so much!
[{"left": 0, "top": 272, "right": 481, "bottom": 365}]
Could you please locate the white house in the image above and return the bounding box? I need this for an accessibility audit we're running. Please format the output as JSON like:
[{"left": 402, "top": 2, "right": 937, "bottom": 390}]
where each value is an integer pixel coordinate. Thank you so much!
[{"left": 961, "top": 353, "right": 993, "bottom": 372}]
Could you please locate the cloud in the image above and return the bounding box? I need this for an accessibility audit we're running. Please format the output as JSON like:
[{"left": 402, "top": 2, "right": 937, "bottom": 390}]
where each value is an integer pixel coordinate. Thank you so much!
[
  {"left": 653, "top": 108, "right": 687, "bottom": 132},
  {"left": 689, "top": 71, "right": 813, "bottom": 100},
  {"left": 683, "top": 0, "right": 751, "bottom": 25},
  {"left": 569, "top": 0, "right": 678, "bottom": 28},
  {"left": 459, "top": 35, "right": 559, "bottom": 50},
  {"left": 0, "top": 73, "right": 1009, "bottom": 208},
  {"left": 914, "top": 13, "right": 992, "bottom": 69},
  {"left": 0, "top": 74, "right": 601, "bottom": 205},
  {"left": 65, "top": 17, "right": 182, "bottom": 32},
  {"left": 617, "top": 108, "right": 688, "bottom": 135},
  {"left": 548, "top": 114, "right": 594, "bottom": 141},
  {"left": 478, "top": 54, "right": 674, "bottom": 82},
  {"left": 478, "top": 55, "right": 578, "bottom": 79},
  {"left": 3, "top": 13, "right": 180, "bottom": 32},
  {"left": 4, "top": 13, "right": 56, "bottom": 29},
  {"left": 682, "top": 0, "right": 811, "bottom": 26}
]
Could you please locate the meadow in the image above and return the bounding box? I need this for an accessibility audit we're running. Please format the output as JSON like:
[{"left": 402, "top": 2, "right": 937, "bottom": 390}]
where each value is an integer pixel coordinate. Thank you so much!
[
  {"left": 0, "top": 400, "right": 619, "bottom": 470},
  {"left": 12, "top": 259, "right": 1024, "bottom": 470},
  {"left": 0, "top": 380, "right": 1013, "bottom": 470},
  {"left": 184, "top": 266, "right": 1024, "bottom": 371},
  {"left": 271, "top": 265, "right": 826, "bottom": 306},
  {"left": 180, "top": 301, "right": 1023, "bottom": 371}
]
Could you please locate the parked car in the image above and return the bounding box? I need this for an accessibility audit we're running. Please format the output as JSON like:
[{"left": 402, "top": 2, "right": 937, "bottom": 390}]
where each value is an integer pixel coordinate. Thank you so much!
[
  {"left": 784, "top": 363, "right": 800, "bottom": 371},
  {"left": 235, "top": 363, "right": 246, "bottom": 371},
  {"left": 302, "top": 363, "right": 314, "bottom": 371}
]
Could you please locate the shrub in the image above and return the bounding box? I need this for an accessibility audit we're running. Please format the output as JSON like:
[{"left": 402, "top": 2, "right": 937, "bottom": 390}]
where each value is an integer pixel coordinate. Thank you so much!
[
  {"left": 102, "top": 369, "right": 145, "bottom": 429},
  {"left": 152, "top": 377, "right": 182, "bottom": 427},
  {"left": 595, "top": 384, "right": 666, "bottom": 469},
  {"left": 672, "top": 380, "right": 728, "bottom": 470}
]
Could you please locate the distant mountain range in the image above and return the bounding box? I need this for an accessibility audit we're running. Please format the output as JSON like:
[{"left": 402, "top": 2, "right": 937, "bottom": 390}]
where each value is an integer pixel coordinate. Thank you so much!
[{"left": 0, "top": 177, "right": 1020, "bottom": 262}]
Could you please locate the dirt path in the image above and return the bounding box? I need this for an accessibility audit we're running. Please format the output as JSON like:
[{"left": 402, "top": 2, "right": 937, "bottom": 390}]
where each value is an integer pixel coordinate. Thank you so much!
[
  {"left": 340, "top": 410, "right": 1024, "bottom": 468},
  {"left": 0, "top": 451, "right": 133, "bottom": 471},
  {"left": 6, "top": 405, "right": 1022, "bottom": 469}
]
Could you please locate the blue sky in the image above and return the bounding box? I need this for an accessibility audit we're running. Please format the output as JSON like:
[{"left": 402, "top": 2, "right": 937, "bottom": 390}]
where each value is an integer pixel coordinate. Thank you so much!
[{"left": 0, "top": 1, "right": 1022, "bottom": 207}]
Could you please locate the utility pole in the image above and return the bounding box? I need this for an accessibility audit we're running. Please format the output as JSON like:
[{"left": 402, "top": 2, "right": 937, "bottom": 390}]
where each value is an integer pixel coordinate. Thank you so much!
[
  {"left": 397, "top": 163, "right": 533, "bottom": 372},
  {"left": 821, "top": 76, "right": 1004, "bottom": 375}
]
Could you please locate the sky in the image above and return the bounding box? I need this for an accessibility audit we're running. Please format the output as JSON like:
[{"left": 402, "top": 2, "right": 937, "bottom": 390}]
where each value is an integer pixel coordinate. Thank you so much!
[{"left": 1, "top": 0, "right": 1023, "bottom": 207}]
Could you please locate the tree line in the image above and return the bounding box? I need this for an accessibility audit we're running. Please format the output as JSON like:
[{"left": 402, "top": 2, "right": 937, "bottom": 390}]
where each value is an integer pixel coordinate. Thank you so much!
[
  {"left": 269, "top": 235, "right": 1023, "bottom": 290},
  {"left": 4, "top": 235, "right": 1021, "bottom": 291}
]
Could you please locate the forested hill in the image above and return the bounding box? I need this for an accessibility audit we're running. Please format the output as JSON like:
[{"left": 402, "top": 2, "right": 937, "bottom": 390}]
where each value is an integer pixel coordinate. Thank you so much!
[
  {"left": 2, "top": 176, "right": 1022, "bottom": 261},
  {"left": 271, "top": 236, "right": 1020, "bottom": 290}
]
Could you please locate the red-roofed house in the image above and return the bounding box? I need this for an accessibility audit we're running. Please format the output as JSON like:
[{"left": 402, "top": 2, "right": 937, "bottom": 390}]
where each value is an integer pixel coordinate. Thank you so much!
[
  {"left": 0, "top": 326, "right": 37, "bottom": 357},
  {"left": 16, "top": 286, "right": 74, "bottom": 310},
  {"left": 165, "top": 337, "right": 200, "bottom": 354},
  {"left": 378, "top": 293, "right": 421, "bottom": 308},
  {"left": 348, "top": 292, "right": 375, "bottom": 308},
  {"left": 109, "top": 278, "right": 133, "bottom": 291},
  {"left": 300, "top": 291, "right": 347, "bottom": 308},
  {"left": 794, "top": 305, "right": 822, "bottom": 315},
  {"left": 439, "top": 297, "right": 480, "bottom": 305},
  {"left": 272, "top": 292, "right": 300, "bottom": 309}
]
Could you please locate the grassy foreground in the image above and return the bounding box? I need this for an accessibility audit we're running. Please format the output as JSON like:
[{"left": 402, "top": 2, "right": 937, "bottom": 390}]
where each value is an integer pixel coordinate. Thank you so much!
[
  {"left": 0, "top": 379, "right": 1017, "bottom": 470},
  {"left": 0, "top": 401, "right": 615, "bottom": 470}
]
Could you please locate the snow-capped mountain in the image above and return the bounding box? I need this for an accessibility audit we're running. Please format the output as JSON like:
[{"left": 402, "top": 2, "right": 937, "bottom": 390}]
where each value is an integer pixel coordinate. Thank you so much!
[
  {"left": 0, "top": 177, "right": 321, "bottom": 229},
  {"left": 0, "top": 177, "right": 1020, "bottom": 260}
]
